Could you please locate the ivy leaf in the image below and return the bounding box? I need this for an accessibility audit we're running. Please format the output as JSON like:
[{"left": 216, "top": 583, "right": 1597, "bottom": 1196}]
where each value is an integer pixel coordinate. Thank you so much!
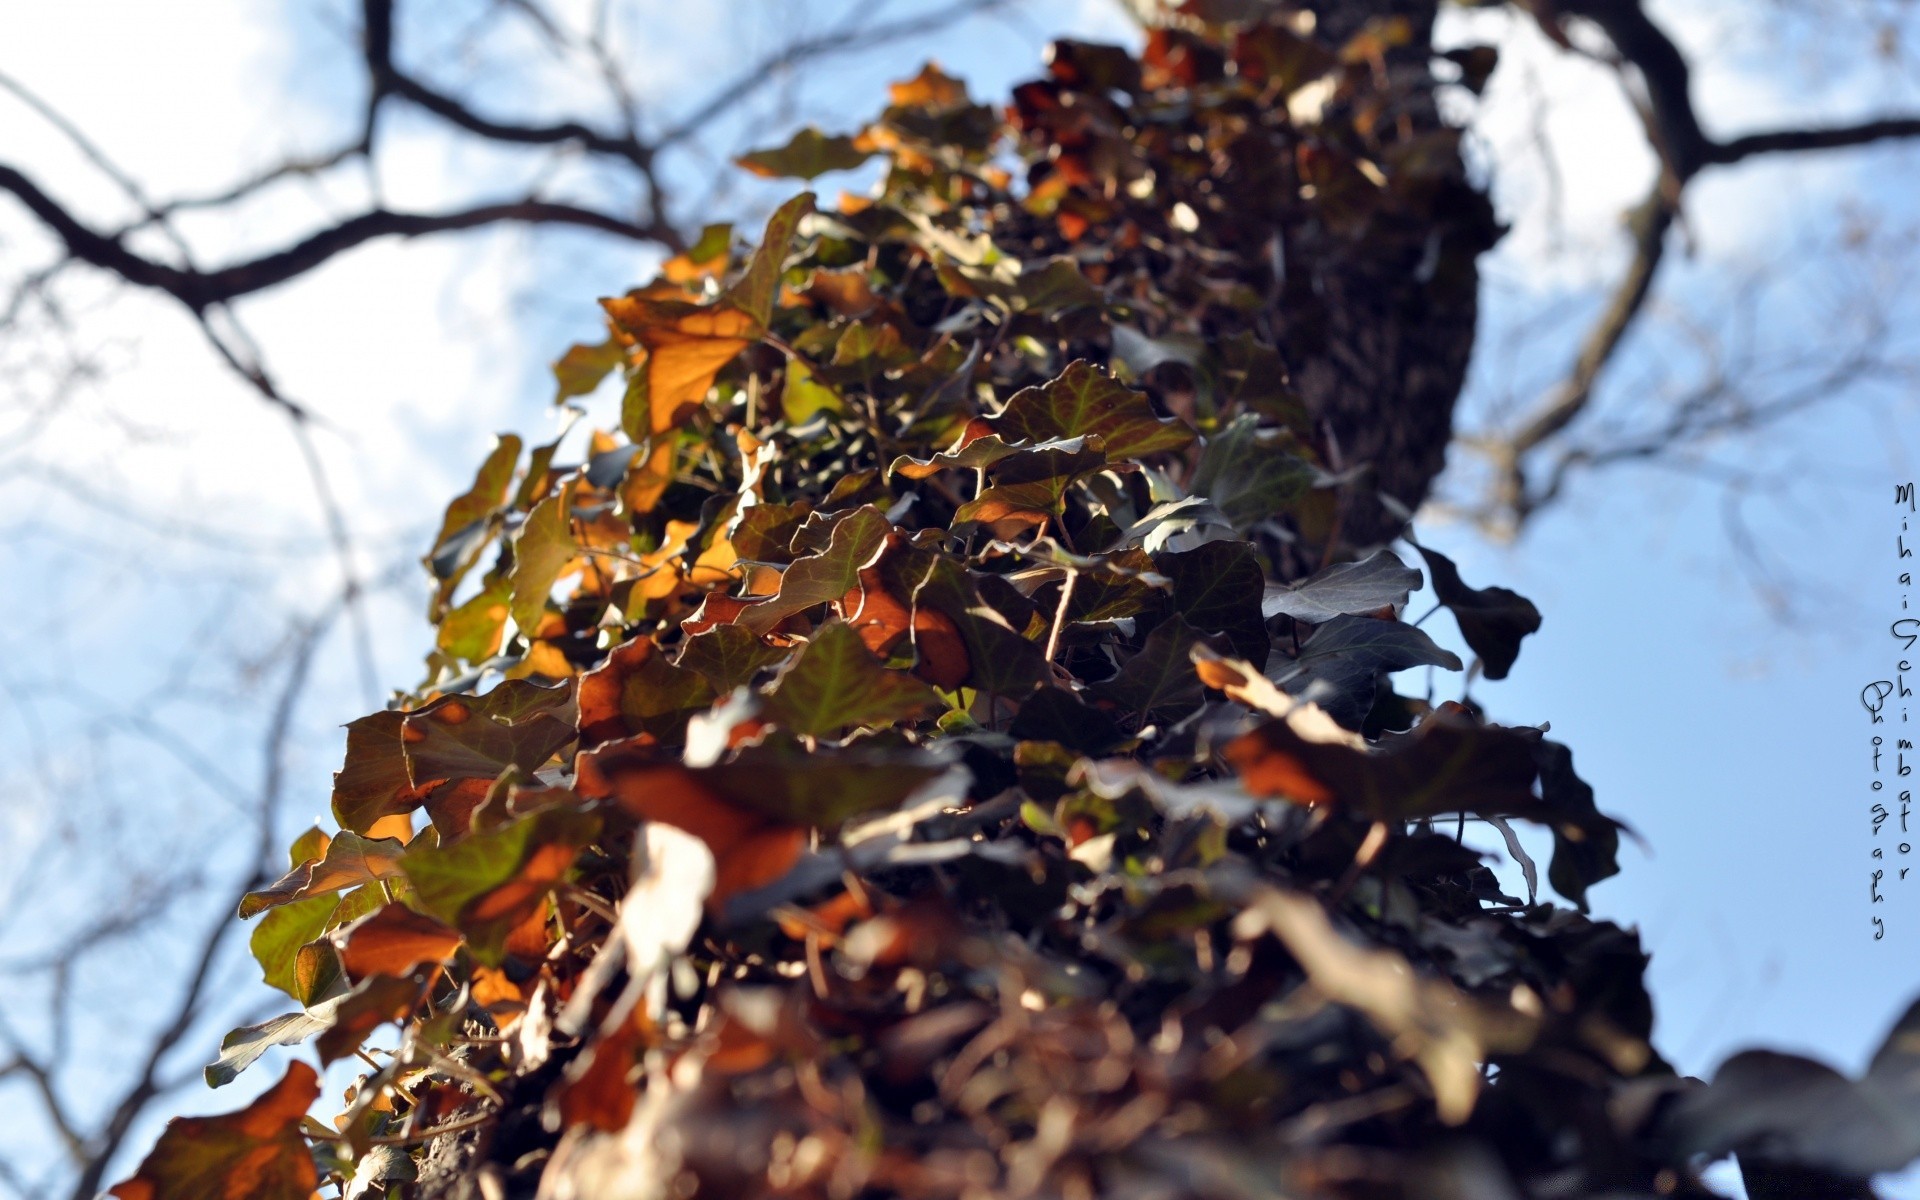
[
  {"left": 401, "top": 806, "right": 601, "bottom": 965},
  {"left": 1007, "top": 687, "right": 1125, "bottom": 754},
  {"left": 427, "top": 434, "right": 520, "bottom": 584},
  {"left": 205, "top": 1011, "right": 329, "bottom": 1088},
  {"left": 576, "top": 744, "right": 806, "bottom": 906},
  {"left": 953, "top": 439, "right": 1110, "bottom": 534},
  {"left": 336, "top": 903, "right": 464, "bottom": 981},
  {"left": 1271, "top": 614, "right": 1462, "bottom": 729},
  {"left": 676, "top": 625, "right": 788, "bottom": 693},
  {"left": 508, "top": 483, "right": 577, "bottom": 638},
  {"left": 108, "top": 1060, "right": 320, "bottom": 1200},
  {"left": 314, "top": 975, "right": 423, "bottom": 1065},
  {"left": 731, "top": 502, "right": 810, "bottom": 563},
  {"left": 1013, "top": 257, "right": 1104, "bottom": 315},
  {"left": 781, "top": 357, "right": 846, "bottom": 423},
  {"left": 724, "top": 191, "right": 816, "bottom": 327},
  {"left": 400, "top": 679, "right": 577, "bottom": 789},
  {"left": 1063, "top": 548, "right": 1167, "bottom": 624},
  {"left": 988, "top": 360, "right": 1194, "bottom": 459},
  {"left": 599, "top": 196, "right": 812, "bottom": 509},
  {"left": 881, "top": 545, "right": 1050, "bottom": 697},
  {"left": 737, "top": 127, "right": 874, "bottom": 180},
  {"left": 764, "top": 620, "right": 942, "bottom": 737},
  {"left": 331, "top": 710, "right": 418, "bottom": 834},
  {"left": 1665, "top": 999, "right": 1920, "bottom": 1179},
  {"left": 1095, "top": 614, "right": 1221, "bottom": 722},
  {"left": 551, "top": 338, "right": 625, "bottom": 403},
  {"left": 436, "top": 578, "right": 511, "bottom": 663},
  {"left": 1418, "top": 545, "right": 1542, "bottom": 681},
  {"left": 739, "top": 505, "right": 891, "bottom": 635},
  {"left": 578, "top": 636, "right": 714, "bottom": 746},
  {"left": 1235, "top": 890, "right": 1536, "bottom": 1126},
  {"left": 1533, "top": 738, "right": 1620, "bottom": 912},
  {"left": 1224, "top": 707, "right": 1566, "bottom": 824},
  {"left": 1191, "top": 413, "right": 1314, "bottom": 532},
  {"left": 1163, "top": 541, "right": 1269, "bottom": 663},
  {"left": 248, "top": 893, "right": 338, "bottom": 1000},
  {"left": 1262, "top": 550, "right": 1423, "bottom": 623},
  {"left": 239, "top": 832, "right": 406, "bottom": 919}
]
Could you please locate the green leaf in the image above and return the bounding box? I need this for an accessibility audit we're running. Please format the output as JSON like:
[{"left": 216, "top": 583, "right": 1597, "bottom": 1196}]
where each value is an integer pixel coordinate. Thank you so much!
[
  {"left": 990, "top": 360, "right": 1195, "bottom": 459},
  {"left": 953, "top": 439, "right": 1110, "bottom": 529},
  {"left": 248, "top": 893, "right": 339, "bottom": 1000},
  {"left": 1417, "top": 545, "right": 1542, "bottom": 681},
  {"left": 737, "top": 127, "right": 875, "bottom": 181},
  {"left": 1191, "top": 413, "right": 1314, "bottom": 532},
  {"left": 400, "top": 806, "right": 600, "bottom": 965},
  {"left": 726, "top": 191, "right": 816, "bottom": 327},
  {"left": 739, "top": 505, "right": 891, "bottom": 635},
  {"left": 508, "top": 483, "right": 577, "bottom": 638},
  {"left": 426, "top": 434, "right": 521, "bottom": 595},
  {"left": 552, "top": 338, "right": 625, "bottom": 403},
  {"left": 1095, "top": 614, "right": 1220, "bottom": 722},
  {"left": 1012, "top": 257, "right": 1103, "bottom": 315},
  {"left": 764, "top": 620, "right": 942, "bottom": 736},
  {"left": 732, "top": 502, "right": 809, "bottom": 563},
  {"left": 437, "top": 577, "right": 511, "bottom": 663},
  {"left": 701, "top": 747, "right": 949, "bottom": 828},
  {"left": 1163, "top": 541, "right": 1269, "bottom": 664},
  {"left": 782, "top": 357, "right": 846, "bottom": 423},
  {"left": 1262, "top": 550, "right": 1423, "bottom": 623},
  {"left": 676, "top": 625, "right": 789, "bottom": 693}
]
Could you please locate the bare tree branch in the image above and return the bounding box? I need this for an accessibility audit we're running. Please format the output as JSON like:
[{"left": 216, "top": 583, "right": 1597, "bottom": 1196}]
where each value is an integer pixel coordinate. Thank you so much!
[
  {"left": 0, "top": 164, "right": 674, "bottom": 312},
  {"left": 1468, "top": 0, "right": 1920, "bottom": 531}
]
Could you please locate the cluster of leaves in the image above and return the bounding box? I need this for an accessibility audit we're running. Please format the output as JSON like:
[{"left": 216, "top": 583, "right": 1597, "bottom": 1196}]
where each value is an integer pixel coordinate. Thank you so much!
[{"left": 111, "top": 10, "right": 1920, "bottom": 1200}]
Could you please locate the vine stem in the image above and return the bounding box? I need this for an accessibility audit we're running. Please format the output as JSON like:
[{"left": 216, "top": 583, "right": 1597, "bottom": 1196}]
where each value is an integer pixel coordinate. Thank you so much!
[{"left": 1044, "top": 569, "right": 1079, "bottom": 666}]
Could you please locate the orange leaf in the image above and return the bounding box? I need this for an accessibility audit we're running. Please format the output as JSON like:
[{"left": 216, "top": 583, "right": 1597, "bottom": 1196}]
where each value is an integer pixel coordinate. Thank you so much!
[
  {"left": 338, "top": 903, "right": 463, "bottom": 980},
  {"left": 576, "top": 745, "right": 805, "bottom": 909},
  {"left": 109, "top": 1061, "right": 319, "bottom": 1200}
]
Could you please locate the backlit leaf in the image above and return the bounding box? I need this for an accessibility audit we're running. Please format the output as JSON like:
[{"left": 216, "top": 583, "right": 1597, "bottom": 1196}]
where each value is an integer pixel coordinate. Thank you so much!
[
  {"left": 109, "top": 1060, "right": 320, "bottom": 1200},
  {"left": 400, "top": 679, "right": 577, "bottom": 789},
  {"left": 337, "top": 902, "right": 464, "bottom": 981},
  {"left": 508, "top": 483, "right": 578, "bottom": 638},
  {"left": 552, "top": 338, "right": 625, "bottom": 403},
  {"left": 764, "top": 620, "right": 942, "bottom": 736},
  {"left": 577, "top": 636, "right": 714, "bottom": 746},
  {"left": 239, "top": 832, "right": 406, "bottom": 918},
  {"left": 248, "top": 893, "right": 338, "bottom": 1000},
  {"left": 988, "top": 360, "right": 1194, "bottom": 459},
  {"left": 738, "top": 127, "right": 874, "bottom": 180},
  {"left": 738, "top": 505, "right": 891, "bottom": 635},
  {"left": 401, "top": 806, "right": 601, "bottom": 965}
]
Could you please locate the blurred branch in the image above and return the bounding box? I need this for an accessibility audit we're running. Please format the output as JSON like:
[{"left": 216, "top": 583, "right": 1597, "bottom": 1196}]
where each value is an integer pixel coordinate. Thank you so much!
[
  {"left": 58, "top": 603, "right": 331, "bottom": 1200},
  {"left": 1468, "top": 0, "right": 1920, "bottom": 534}
]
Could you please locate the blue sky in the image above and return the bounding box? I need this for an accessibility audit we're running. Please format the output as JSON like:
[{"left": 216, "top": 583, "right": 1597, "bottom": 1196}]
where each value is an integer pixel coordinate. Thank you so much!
[{"left": 2, "top": 2, "right": 1918, "bottom": 1196}]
